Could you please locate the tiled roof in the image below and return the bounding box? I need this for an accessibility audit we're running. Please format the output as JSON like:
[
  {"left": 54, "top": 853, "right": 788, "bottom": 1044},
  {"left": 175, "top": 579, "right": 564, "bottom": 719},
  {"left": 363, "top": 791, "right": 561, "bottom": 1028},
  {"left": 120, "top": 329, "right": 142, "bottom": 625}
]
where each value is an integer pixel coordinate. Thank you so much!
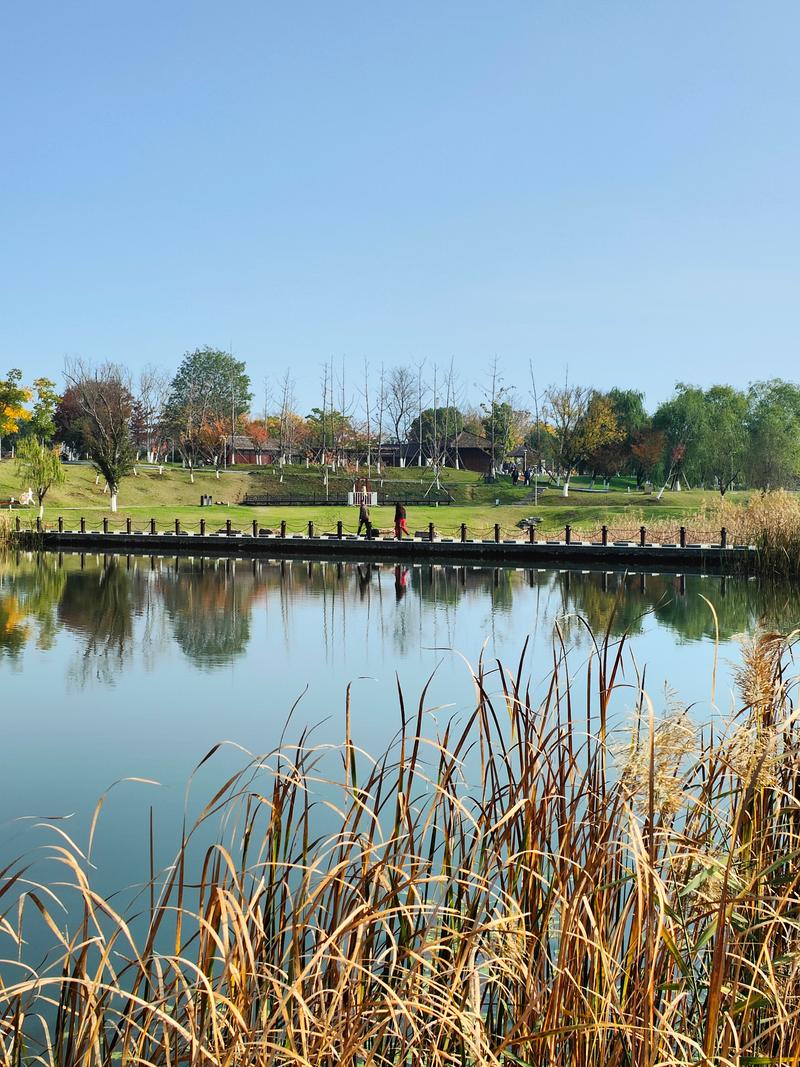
[{"left": 447, "top": 431, "right": 491, "bottom": 450}]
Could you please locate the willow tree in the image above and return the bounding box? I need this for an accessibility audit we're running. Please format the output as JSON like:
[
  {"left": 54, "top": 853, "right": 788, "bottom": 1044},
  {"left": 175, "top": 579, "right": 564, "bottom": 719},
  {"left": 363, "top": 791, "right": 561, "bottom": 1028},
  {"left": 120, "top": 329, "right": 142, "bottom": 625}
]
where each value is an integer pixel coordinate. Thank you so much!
[
  {"left": 15, "top": 438, "right": 65, "bottom": 518},
  {"left": 65, "top": 361, "right": 135, "bottom": 512}
]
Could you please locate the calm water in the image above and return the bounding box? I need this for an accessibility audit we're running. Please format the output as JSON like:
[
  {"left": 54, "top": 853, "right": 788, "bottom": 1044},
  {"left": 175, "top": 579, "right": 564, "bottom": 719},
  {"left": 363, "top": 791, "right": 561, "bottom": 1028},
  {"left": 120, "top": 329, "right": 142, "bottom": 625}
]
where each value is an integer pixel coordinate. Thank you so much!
[{"left": 2, "top": 549, "right": 799, "bottom": 914}]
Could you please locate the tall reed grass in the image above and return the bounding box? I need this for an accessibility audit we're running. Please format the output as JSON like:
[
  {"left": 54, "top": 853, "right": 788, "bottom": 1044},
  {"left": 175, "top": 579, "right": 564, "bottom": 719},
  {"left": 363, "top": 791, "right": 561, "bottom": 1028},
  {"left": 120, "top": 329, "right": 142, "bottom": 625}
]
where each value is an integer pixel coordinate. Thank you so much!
[
  {"left": 2, "top": 623, "right": 800, "bottom": 1065},
  {"left": 0, "top": 513, "right": 13, "bottom": 547},
  {"left": 575, "top": 489, "right": 800, "bottom": 575}
]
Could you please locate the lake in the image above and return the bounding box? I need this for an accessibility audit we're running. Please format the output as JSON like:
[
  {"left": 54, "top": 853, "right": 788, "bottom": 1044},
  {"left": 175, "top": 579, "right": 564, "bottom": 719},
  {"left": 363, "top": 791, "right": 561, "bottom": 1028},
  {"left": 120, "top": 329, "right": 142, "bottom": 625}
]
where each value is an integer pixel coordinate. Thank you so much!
[{"left": 1, "top": 549, "right": 798, "bottom": 922}]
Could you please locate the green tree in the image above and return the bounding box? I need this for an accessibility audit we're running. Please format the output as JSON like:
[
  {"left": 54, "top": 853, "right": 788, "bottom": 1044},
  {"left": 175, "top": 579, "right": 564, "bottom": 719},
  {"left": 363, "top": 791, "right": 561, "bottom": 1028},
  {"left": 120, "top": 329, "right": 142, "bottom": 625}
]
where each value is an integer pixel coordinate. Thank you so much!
[
  {"left": 25, "top": 378, "right": 60, "bottom": 443},
  {"left": 696, "top": 385, "right": 749, "bottom": 495},
  {"left": 166, "top": 347, "right": 252, "bottom": 428},
  {"left": 745, "top": 379, "right": 800, "bottom": 489},
  {"left": 480, "top": 401, "right": 518, "bottom": 465},
  {"left": 407, "top": 406, "right": 464, "bottom": 456},
  {"left": 15, "top": 438, "right": 65, "bottom": 518},
  {"left": 652, "top": 384, "right": 707, "bottom": 490},
  {"left": 164, "top": 348, "right": 252, "bottom": 476},
  {"left": 305, "top": 408, "right": 353, "bottom": 452}
]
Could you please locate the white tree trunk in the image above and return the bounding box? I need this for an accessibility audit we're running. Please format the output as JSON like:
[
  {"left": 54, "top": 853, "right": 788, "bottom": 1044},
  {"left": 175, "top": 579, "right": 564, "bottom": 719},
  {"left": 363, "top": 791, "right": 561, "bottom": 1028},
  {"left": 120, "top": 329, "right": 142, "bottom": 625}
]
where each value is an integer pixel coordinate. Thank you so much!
[
  {"left": 110, "top": 492, "right": 118, "bottom": 513},
  {"left": 38, "top": 501, "right": 44, "bottom": 520},
  {"left": 562, "top": 480, "right": 570, "bottom": 498},
  {"left": 190, "top": 470, "right": 195, "bottom": 484}
]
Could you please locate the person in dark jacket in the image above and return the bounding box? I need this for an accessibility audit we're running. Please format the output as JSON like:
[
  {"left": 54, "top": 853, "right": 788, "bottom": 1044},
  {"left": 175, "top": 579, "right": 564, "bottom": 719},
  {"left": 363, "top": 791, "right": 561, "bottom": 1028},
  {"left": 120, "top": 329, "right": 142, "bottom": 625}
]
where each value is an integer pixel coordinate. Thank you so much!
[
  {"left": 357, "top": 502, "right": 370, "bottom": 536},
  {"left": 394, "top": 502, "right": 409, "bottom": 539}
]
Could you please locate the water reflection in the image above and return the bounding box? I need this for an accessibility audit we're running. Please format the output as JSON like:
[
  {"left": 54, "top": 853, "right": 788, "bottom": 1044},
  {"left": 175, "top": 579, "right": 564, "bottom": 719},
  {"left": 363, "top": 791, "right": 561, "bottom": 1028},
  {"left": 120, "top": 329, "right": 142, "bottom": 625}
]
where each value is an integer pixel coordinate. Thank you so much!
[{"left": 1, "top": 552, "right": 799, "bottom": 680}]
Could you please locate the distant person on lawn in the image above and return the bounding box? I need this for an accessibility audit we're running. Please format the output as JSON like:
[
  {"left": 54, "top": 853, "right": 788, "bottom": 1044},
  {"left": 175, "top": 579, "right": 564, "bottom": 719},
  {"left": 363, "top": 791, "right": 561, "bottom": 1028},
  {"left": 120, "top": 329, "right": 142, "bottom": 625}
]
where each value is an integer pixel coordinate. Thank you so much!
[
  {"left": 394, "top": 502, "right": 409, "bottom": 539},
  {"left": 357, "top": 501, "right": 370, "bottom": 536}
]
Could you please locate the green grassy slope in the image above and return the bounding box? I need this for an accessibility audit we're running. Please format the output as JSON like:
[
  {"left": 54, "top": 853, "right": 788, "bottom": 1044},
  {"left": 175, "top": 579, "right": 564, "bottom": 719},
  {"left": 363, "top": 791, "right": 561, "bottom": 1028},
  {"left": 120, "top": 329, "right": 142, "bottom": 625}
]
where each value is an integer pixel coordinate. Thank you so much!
[{"left": 1, "top": 459, "right": 747, "bottom": 539}]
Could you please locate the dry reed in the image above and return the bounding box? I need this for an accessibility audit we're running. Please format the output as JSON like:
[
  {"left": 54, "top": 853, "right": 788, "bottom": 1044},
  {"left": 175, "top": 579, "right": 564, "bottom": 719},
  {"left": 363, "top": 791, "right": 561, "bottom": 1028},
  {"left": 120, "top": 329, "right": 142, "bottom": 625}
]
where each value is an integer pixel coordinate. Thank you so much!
[
  {"left": 1, "top": 628, "right": 800, "bottom": 1065},
  {"left": 574, "top": 489, "right": 800, "bottom": 574}
]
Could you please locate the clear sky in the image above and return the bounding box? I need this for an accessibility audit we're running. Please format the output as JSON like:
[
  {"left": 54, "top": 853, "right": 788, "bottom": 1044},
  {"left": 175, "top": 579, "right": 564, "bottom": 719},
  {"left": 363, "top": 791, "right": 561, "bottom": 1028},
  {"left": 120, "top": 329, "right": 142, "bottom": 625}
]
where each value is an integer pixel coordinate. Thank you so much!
[{"left": 1, "top": 1, "right": 797, "bottom": 414}]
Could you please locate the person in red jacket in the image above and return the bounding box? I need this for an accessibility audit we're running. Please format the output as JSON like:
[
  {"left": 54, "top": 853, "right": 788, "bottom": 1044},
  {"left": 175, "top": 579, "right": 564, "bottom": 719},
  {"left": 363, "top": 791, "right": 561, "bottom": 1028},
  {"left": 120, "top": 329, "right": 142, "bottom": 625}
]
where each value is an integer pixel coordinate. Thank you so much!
[{"left": 394, "top": 502, "right": 409, "bottom": 539}]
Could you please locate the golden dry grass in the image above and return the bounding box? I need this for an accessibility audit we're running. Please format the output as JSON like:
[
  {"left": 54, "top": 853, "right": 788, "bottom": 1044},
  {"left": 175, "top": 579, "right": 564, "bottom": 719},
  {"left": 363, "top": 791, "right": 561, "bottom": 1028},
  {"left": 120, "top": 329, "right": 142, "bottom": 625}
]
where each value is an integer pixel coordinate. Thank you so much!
[
  {"left": 572, "top": 489, "right": 800, "bottom": 573},
  {"left": 2, "top": 623, "right": 800, "bottom": 1065}
]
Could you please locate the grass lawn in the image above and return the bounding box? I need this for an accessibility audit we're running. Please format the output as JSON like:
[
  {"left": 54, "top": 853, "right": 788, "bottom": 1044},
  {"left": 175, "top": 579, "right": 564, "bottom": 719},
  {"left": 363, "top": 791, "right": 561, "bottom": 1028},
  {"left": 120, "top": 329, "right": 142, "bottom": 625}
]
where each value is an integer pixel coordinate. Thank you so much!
[{"left": 1, "top": 459, "right": 749, "bottom": 539}]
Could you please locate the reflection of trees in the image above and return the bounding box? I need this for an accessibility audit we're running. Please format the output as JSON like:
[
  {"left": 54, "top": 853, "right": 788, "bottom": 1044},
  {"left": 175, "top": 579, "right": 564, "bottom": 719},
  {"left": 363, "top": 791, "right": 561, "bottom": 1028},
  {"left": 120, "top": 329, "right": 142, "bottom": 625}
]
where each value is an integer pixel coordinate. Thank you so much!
[
  {"left": 3, "top": 552, "right": 800, "bottom": 678},
  {"left": 58, "top": 559, "right": 145, "bottom": 684},
  {"left": 157, "top": 562, "right": 256, "bottom": 669},
  {"left": 539, "top": 571, "right": 800, "bottom": 646},
  {"left": 0, "top": 553, "right": 67, "bottom": 659}
]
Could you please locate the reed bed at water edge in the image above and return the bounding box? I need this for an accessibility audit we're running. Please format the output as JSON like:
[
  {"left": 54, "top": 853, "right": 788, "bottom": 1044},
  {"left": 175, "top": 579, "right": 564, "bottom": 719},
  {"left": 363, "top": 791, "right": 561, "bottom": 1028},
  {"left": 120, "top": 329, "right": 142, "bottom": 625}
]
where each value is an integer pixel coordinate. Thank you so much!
[
  {"left": 572, "top": 489, "right": 800, "bottom": 575},
  {"left": 0, "top": 513, "right": 13, "bottom": 547},
  {"left": 2, "top": 624, "right": 800, "bottom": 1065}
]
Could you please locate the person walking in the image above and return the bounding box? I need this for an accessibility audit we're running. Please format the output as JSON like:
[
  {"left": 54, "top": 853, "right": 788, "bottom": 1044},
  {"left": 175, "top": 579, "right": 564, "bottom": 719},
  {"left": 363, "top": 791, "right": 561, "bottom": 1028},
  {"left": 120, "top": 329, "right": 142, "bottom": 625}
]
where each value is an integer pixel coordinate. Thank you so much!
[
  {"left": 357, "top": 501, "right": 371, "bottom": 536},
  {"left": 394, "top": 501, "right": 409, "bottom": 539}
]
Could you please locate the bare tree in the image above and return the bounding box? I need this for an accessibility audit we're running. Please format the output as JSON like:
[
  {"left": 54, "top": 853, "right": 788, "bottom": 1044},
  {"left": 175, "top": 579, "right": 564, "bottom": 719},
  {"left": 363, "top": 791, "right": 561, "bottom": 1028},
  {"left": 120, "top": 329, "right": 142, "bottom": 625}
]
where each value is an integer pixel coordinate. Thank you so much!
[
  {"left": 386, "top": 365, "right": 415, "bottom": 451},
  {"left": 415, "top": 360, "right": 428, "bottom": 466},
  {"left": 65, "top": 359, "right": 135, "bottom": 512},
  {"left": 335, "top": 358, "right": 354, "bottom": 467},
  {"left": 134, "top": 365, "right": 169, "bottom": 461},
  {"left": 479, "top": 357, "right": 509, "bottom": 478},
  {"left": 375, "top": 363, "right": 387, "bottom": 473},
  {"left": 361, "top": 358, "right": 372, "bottom": 473},
  {"left": 278, "top": 370, "right": 296, "bottom": 467}
]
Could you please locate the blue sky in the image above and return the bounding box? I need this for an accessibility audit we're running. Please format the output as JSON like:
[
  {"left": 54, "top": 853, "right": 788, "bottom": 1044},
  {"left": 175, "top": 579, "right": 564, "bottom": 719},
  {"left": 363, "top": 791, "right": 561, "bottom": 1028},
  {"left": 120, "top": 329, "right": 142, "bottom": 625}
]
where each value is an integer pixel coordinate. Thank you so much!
[{"left": 1, "top": 1, "right": 797, "bottom": 414}]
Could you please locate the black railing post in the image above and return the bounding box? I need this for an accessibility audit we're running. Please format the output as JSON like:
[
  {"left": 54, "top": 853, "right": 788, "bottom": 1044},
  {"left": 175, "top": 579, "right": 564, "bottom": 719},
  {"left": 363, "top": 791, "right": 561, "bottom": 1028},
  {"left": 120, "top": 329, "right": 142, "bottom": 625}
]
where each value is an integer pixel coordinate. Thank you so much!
[
  {"left": 565, "top": 524, "right": 571, "bottom": 545},
  {"left": 461, "top": 522, "right": 467, "bottom": 542},
  {"left": 226, "top": 518, "right": 232, "bottom": 536},
  {"left": 150, "top": 518, "right": 156, "bottom": 535},
  {"left": 494, "top": 523, "right": 501, "bottom": 543},
  {"left": 366, "top": 519, "right": 372, "bottom": 539},
  {"left": 200, "top": 518, "right": 206, "bottom": 536},
  {"left": 281, "top": 520, "right": 287, "bottom": 538},
  {"left": 429, "top": 521, "right": 435, "bottom": 542},
  {"left": 529, "top": 523, "right": 535, "bottom": 544},
  {"left": 36, "top": 516, "right": 42, "bottom": 533},
  {"left": 680, "top": 526, "right": 686, "bottom": 548},
  {"left": 639, "top": 525, "right": 646, "bottom": 547},
  {"left": 58, "top": 516, "right": 64, "bottom": 533},
  {"left": 601, "top": 525, "right": 608, "bottom": 546},
  {"left": 126, "top": 516, "right": 132, "bottom": 534},
  {"left": 16, "top": 516, "right": 21, "bottom": 534},
  {"left": 80, "top": 517, "right": 86, "bottom": 534},
  {"left": 721, "top": 526, "right": 728, "bottom": 548},
  {"left": 103, "top": 517, "right": 109, "bottom": 534},
  {"left": 337, "top": 520, "right": 343, "bottom": 540},
  {"left": 253, "top": 518, "right": 258, "bottom": 537},
  {"left": 308, "top": 520, "right": 314, "bottom": 538}
]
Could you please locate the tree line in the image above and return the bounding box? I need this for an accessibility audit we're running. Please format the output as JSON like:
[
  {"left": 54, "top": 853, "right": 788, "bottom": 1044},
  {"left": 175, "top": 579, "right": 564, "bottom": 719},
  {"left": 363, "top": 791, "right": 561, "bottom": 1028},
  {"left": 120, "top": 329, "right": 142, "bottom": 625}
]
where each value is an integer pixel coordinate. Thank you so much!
[{"left": 2, "top": 349, "right": 800, "bottom": 511}]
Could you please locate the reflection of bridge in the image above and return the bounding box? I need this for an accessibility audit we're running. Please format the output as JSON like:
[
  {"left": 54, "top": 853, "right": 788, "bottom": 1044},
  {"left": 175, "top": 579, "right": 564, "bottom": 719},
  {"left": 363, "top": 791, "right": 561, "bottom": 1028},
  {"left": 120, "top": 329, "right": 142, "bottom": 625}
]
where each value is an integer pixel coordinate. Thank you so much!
[{"left": 21, "top": 526, "right": 757, "bottom": 574}]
